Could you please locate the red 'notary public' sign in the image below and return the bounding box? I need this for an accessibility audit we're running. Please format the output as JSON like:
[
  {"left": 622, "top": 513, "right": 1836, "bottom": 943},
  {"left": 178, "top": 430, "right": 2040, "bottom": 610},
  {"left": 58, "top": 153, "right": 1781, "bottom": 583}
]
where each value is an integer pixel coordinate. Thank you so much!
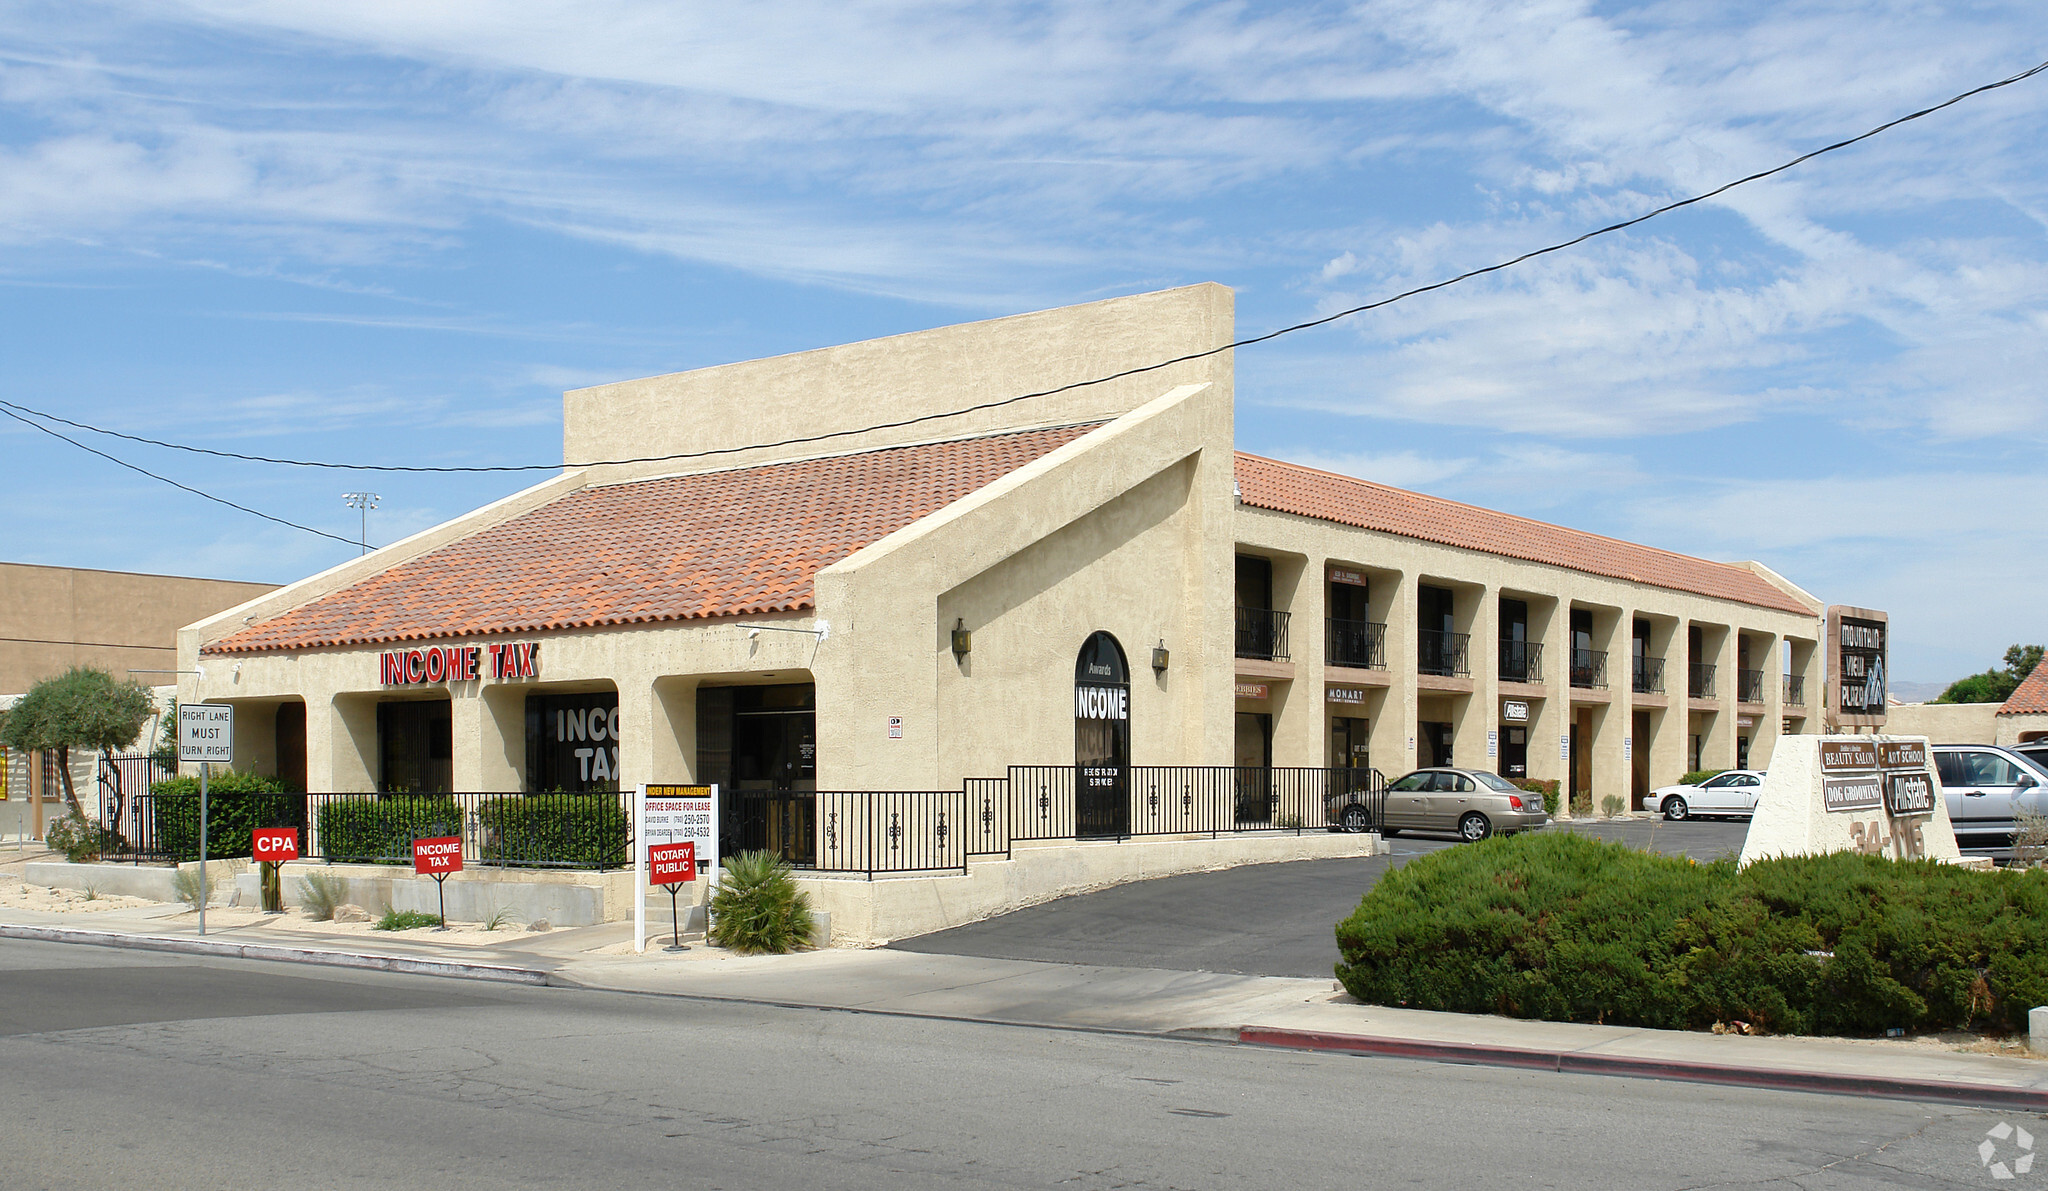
[
  {"left": 413, "top": 836, "right": 463, "bottom": 875},
  {"left": 252, "top": 828, "right": 299, "bottom": 862},
  {"left": 649, "top": 841, "right": 696, "bottom": 886}
]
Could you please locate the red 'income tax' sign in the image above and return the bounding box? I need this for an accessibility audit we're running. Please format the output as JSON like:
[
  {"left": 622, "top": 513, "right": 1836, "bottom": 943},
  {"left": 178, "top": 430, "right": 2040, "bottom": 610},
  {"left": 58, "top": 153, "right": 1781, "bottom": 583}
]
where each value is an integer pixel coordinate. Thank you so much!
[
  {"left": 413, "top": 836, "right": 463, "bottom": 875},
  {"left": 649, "top": 841, "right": 695, "bottom": 886},
  {"left": 251, "top": 828, "right": 299, "bottom": 862}
]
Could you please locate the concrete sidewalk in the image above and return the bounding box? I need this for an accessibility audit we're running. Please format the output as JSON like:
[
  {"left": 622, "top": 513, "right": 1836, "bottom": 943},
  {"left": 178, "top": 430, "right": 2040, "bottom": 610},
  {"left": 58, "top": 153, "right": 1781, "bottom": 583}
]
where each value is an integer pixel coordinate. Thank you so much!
[{"left": 8, "top": 907, "right": 2048, "bottom": 1109}]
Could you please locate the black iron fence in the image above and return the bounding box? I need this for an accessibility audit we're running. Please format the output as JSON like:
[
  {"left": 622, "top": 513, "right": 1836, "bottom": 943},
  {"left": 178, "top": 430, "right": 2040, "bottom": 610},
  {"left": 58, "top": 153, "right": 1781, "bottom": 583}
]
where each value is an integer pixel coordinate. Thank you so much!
[
  {"left": 1327, "top": 618, "right": 1387, "bottom": 670},
  {"left": 81, "top": 767, "right": 1390, "bottom": 880},
  {"left": 1236, "top": 607, "right": 1291, "bottom": 661},
  {"left": 1633, "top": 655, "right": 1666, "bottom": 694},
  {"left": 1690, "top": 662, "right": 1717, "bottom": 699},
  {"left": 1739, "top": 668, "right": 1766, "bottom": 704},
  {"left": 1570, "top": 648, "right": 1608, "bottom": 690},
  {"left": 93, "top": 753, "right": 178, "bottom": 862},
  {"left": 1784, "top": 673, "right": 1806, "bottom": 706},
  {"left": 1499, "top": 639, "right": 1543, "bottom": 683}
]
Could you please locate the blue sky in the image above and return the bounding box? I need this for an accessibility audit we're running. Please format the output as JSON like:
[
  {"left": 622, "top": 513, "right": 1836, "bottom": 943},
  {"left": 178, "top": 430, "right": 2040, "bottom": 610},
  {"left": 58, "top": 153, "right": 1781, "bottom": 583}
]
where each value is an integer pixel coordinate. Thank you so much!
[{"left": 1, "top": 1, "right": 2042, "bottom": 688}]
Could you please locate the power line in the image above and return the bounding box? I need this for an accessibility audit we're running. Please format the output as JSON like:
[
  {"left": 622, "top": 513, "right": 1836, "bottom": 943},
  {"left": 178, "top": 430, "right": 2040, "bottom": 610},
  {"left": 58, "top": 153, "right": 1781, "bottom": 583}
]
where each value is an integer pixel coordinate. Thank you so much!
[
  {"left": 0, "top": 406, "right": 362, "bottom": 547},
  {"left": 6, "top": 55, "right": 2043, "bottom": 479}
]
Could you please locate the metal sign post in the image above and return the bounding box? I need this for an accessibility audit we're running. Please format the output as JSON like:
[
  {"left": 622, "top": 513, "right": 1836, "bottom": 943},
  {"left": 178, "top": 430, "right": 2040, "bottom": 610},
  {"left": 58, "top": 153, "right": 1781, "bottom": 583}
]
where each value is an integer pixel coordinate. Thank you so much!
[
  {"left": 412, "top": 836, "right": 463, "bottom": 928},
  {"left": 178, "top": 703, "right": 233, "bottom": 937},
  {"left": 638, "top": 784, "right": 718, "bottom": 954},
  {"left": 649, "top": 841, "right": 696, "bottom": 951}
]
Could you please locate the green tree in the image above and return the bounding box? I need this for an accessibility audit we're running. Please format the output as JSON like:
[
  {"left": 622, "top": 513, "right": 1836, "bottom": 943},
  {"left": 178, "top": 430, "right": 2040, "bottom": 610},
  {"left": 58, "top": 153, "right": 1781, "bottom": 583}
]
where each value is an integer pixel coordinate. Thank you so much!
[
  {"left": 1935, "top": 644, "right": 2046, "bottom": 704},
  {"left": 0, "top": 667, "right": 157, "bottom": 817}
]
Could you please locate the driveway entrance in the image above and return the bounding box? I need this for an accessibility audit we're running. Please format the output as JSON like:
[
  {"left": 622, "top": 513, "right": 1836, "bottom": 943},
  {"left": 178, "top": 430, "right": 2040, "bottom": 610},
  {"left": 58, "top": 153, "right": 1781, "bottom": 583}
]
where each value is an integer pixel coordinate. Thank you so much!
[{"left": 889, "top": 820, "right": 1750, "bottom": 977}]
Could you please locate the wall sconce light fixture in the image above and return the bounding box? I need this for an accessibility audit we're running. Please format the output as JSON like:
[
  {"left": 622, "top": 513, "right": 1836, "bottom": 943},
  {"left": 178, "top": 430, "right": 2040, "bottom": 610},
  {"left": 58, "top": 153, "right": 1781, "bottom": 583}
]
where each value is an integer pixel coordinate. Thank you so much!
[
  {"left": 952, "top": 618, "right": 972, "bottom": 658},
  {"left": 1152, "top": 640, "right": 1170, "bottom": 673}
]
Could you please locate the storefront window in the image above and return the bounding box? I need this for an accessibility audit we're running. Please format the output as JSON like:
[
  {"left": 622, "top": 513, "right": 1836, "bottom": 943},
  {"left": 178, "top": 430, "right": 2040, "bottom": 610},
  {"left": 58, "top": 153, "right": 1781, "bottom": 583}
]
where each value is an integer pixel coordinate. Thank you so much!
[
  {"left": 525, "top": 692, "right": 622, "bottom": 791},
  {"left": 377, "top": 700, "right": 451, "bottom": 793}
]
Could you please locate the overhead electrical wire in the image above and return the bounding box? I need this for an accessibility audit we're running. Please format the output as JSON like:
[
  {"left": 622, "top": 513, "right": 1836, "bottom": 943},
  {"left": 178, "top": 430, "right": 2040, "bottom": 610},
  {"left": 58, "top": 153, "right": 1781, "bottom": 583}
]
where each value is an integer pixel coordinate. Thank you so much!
[
  {"left": 4, "top": 54, "right": 2044, "bottom": 541},
  {"left": 0, "top": 406, "right": 362, "bottom": 547}
]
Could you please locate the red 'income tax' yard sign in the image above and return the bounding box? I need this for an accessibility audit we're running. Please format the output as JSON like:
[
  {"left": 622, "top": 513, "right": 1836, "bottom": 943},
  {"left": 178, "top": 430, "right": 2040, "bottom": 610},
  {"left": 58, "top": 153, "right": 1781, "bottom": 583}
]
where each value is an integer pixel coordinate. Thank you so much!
[
  {"left": 649, "top": 841, "right": 695, "bottom": 886},
  {"left": 252, "top": 828, "right": 298, "bottom": 862},
  {"left": 413, "top": 836, "right": 463, "bottom": 875}
]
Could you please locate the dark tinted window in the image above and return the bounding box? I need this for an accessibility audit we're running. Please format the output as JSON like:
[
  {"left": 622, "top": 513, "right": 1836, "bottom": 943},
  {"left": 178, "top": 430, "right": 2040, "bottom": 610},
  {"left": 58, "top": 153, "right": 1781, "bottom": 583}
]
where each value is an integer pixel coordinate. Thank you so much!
[
  {"left": 1389, "top": 773, "right": 1432, "bottom": 792},
  {"left": 1935, "top": 752, "right": 1968, "bottom": 786}
]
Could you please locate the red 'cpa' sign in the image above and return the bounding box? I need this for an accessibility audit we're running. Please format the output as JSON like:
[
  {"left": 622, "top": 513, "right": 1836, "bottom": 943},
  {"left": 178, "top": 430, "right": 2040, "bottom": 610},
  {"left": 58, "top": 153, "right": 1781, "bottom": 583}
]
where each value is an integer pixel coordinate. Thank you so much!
[
  {"left": 413, "top": 836, "right": 464, "bottom": 875},
  {"left": 252, "top": 828, "right": 299, "bottom": 862},
  {"left": 649, "top": 841, "right": 696, "bottom": 886}
]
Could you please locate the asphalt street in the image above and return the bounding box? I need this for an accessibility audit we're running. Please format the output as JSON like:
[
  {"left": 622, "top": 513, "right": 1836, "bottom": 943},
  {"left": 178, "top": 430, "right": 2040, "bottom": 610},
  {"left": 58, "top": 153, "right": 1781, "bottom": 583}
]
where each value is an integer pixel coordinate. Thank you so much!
[
  {"left": 0, "top": 938, "right": 2023, "bottom": 1190},
  {"left": 891, "top": 819, "right": 1751, "bottom": 976}
]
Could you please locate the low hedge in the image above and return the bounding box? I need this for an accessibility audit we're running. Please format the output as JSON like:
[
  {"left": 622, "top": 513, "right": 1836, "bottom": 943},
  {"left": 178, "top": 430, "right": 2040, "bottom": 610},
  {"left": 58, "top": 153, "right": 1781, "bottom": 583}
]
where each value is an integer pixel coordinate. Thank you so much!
[
  {"left": 151, "top": 771, "right": 302, "bottom": 861},
  {"left": 315, "top": 796, "right": 464, "bottom": 864},
  {"left": 1514, "top": 779, "right": 1561, "bottom": 816},
  {"left": 477, "top": 793, "right": 628, "bottom": 868},
  {"left": 1334, "top": 832, "right": 2048, "bottom": 1036},
  {"left": 1679, "top": 769, "right": 1726, "bottom": 786}
]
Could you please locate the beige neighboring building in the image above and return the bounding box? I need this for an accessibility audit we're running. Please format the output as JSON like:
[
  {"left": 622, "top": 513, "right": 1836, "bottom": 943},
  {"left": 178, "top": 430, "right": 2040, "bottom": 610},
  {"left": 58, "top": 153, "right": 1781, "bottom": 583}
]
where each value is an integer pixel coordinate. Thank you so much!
[
  {"left": 2, "top": 562, "right": 276, "bottom": 830},
  {"left": 175, "top": 284, "right": 1861, "bottom": 854}
]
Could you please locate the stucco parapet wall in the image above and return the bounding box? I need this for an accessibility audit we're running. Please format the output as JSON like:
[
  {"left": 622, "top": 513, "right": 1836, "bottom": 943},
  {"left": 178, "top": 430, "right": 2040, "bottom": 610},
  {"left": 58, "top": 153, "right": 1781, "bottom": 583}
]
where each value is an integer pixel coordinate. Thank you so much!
[
  {"left": 184, "top": 469, "right": 590, "bottom": 657},
  {"left": 564, "top": 283, "right": 1234, "bottom": 484},
  {"left": 797, "top": 832, "right": 1382, "bottom": 947}
]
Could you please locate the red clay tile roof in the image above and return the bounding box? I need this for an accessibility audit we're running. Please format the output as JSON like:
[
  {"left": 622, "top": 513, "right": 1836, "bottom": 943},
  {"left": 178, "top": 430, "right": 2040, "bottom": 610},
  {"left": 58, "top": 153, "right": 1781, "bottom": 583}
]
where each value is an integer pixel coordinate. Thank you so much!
[
  {"left": 207, "top": 424, "right": 1099, "bottom": 654},
  {"left": 2000, "top": 663, "right": 2048, "bottom": 716},
  {"left": 1234, "top": 453, "right": 1813, "bottom": 615}
]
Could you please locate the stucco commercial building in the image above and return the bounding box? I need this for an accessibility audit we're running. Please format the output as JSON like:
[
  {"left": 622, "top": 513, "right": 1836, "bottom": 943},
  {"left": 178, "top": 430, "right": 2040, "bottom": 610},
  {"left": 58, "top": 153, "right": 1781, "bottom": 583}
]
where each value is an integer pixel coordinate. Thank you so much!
[{"left": 177, "top": 285, "right": 1850, "bottom": 840}]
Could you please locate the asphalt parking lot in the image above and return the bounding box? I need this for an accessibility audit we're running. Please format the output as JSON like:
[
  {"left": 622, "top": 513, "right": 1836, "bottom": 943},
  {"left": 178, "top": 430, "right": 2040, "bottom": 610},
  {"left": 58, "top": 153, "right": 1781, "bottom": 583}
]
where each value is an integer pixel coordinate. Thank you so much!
[{"left": 888, "top": 817, "right": 1752, "bottom": 978}]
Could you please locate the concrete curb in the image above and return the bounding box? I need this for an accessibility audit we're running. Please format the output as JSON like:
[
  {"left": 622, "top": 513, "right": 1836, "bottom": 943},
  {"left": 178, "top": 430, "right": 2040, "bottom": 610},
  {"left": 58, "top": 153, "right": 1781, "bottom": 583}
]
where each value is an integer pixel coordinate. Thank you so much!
[
  {"left": 0, "top": 923, "right": 553, "bottom": 987},
  {"left": 1237, "top": 1026, "right": 2048, "bottom": 1111}
]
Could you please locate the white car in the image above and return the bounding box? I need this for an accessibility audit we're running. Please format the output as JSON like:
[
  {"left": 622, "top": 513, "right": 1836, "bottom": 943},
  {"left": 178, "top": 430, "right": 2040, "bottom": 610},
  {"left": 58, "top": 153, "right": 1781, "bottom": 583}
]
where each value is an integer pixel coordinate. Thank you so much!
[{"left": 1642, "top": 770, "right": 1767, "bottom": 821}]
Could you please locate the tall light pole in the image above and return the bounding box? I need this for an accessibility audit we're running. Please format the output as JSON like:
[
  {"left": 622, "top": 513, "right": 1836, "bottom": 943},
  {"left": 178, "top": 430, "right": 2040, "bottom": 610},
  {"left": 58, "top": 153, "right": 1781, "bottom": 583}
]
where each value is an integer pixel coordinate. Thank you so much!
[{"left": 343, "top": 491, "right": 380, "bottom": 556}]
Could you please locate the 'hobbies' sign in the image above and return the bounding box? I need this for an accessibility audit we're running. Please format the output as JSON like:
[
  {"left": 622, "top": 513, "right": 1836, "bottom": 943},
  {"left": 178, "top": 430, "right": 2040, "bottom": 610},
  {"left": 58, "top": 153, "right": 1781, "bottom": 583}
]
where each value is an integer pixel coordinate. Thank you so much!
[
  {"left": 413, "top": 836, "right": 463, "bottom": 875},
  {"left": 380, "top": 641, "right": 540, "bottom": 686}
]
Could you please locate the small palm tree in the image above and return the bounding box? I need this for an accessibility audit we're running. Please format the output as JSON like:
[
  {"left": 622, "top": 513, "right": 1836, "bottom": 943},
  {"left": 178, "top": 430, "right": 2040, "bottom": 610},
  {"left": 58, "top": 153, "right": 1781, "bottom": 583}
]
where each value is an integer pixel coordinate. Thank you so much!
[{"left": 709, "top": 850, "right": 819, "bottom": 954}]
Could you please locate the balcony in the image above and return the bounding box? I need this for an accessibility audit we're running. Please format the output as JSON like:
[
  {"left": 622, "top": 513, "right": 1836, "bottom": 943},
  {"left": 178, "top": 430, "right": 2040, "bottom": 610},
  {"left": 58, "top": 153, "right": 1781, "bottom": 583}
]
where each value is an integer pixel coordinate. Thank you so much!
[
  {"left": 1570, "top": 648, "right": 1608, "bottom": 690},
  {"left": 1632, "top": 655, "right": 1665, "bottom": 694},
  {"left": 1498, "top": 639, "right": 1544, "bottom": 684},
  {"left": 1689, "top": 662, "right": 1717, "bottom": 699},
  {"left": 1326, "top": 618, "right": 1387, "bottom": 670},
  {"left": 1235, "top": 607, "right": 1291, "bottom": 662},
  {"left": 1784, "top": 674, "right": 1806, "bottom": 707},
  {"left": 1739, "top": 668, "right": 1765, "bottom": 704},
  {"left": 1418, "top": 629, "right": 1471, "bottom": 678}
]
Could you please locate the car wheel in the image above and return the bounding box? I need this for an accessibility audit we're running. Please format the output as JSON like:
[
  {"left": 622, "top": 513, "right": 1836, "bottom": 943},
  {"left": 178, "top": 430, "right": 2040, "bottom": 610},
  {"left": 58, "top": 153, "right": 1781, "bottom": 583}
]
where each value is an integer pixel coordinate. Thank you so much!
[
  {"left": 1458, "top": 812, "right": 1491, "bottom": 842},
  {"left": 1662, "top": 796, "right": 1689, "bottom": 822},
  {"left": 1341, "top": 804, "right": 1373, "bottom": 833}
]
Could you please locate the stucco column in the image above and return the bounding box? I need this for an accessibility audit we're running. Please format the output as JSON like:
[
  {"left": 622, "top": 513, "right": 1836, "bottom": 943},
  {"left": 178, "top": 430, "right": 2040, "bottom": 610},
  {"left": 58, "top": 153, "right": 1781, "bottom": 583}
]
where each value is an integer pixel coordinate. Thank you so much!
[
  {"left": 317, "top": 694, "right": 378, "bottom": 793},
  {"left": 454, "top": 683, "right": 524, "bottom": 792},
  {"left": 1378, "top": 572, "right": 1418, "bottom": 775},
  {"left": 613, "top": 680, "right": 657, "bottom": 795},
  {"left": 1470, "top": 586, "right": 1499, "bottom": 776},
  {"left": 1751, "top": 632, "right": 1782, "bottom": 771},
  {"left": 1709, "top": 628, "right": 1739, "bottom": 771},
  {"left": 1537, "top": 599, "right": 1569, "bottom": 806},
  {"left": 650, "top": 676, "right": 698, "bottom": 784}
]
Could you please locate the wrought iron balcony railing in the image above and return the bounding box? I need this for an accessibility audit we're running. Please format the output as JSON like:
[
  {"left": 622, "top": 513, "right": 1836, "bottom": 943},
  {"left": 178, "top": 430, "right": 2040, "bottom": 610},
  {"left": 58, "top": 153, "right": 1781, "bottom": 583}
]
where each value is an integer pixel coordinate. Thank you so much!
[
  {"left": 1498, "top": 639, "right": 1543, "bottom": 684},
  {"left": 1632, "top": 655, "right": 1665, "bottom": 694},
  {"left": 1739, "top": 668, "right": 1766, "bottom": 704},
  {"left": 1418, "top": 629, "right": 1471, "bottom": 678},
  {"left": 1571, "top": 648, "right": 1608, "bottom": 690},
  {"left": 1326, "top": 618, "right": 1387, "bottom": 670},
  {"left": 1784, "top": 673, "right": 1806, "bottom": 706},
  {"left": 1235, "top": 607, "right": 1291, "bottom": 662},
  {"left": 1689, "top": 662, "right": 1717, "bottom": 699}
]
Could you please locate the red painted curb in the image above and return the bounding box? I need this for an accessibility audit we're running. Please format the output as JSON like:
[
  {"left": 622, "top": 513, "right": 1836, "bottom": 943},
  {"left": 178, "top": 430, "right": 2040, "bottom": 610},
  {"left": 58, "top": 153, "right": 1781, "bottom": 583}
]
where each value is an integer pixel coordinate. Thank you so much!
[{"left": 1237, "top": 1026, "right": 2048, "bottom": 1110}]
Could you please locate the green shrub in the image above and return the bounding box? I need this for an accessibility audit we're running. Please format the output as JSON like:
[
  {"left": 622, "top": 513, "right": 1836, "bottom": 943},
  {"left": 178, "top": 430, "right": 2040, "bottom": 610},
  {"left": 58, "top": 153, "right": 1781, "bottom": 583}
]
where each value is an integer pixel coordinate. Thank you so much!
[
  {"left": 151, "top": 771, "right": 301, "bottom": 861},
  {"left": 374, "top": 909, "right": 443, "bottom": 931},
  {"left": 314, "top": 796, "right": 464, "bottom": 864},
  {"left": 477, "top": 793, "right": 628, "bottom": 868},
  {"left": 1679, "top": 770, "right": 1725, "bottom": 786},
  {"left": 709, "top": 850, "right": 819, "bottom": 954},
  {"left": 172, "top": 866, "right": 215, "bottom": 909},
  {"left": 297, "top": 871, "right": 349, "bottom": 921},
  {"left": 1514, "top": 780, "right": 1561, "bottom": 816},
  {"left": 45, "top": 810, "right": 104, "bottom": 863},
  {"left": 1600, "top": 794, "right": 1625, "bottom": 818},
  {"left": 1335, "top": 832, "right": 2048, "bottom": 1036}
]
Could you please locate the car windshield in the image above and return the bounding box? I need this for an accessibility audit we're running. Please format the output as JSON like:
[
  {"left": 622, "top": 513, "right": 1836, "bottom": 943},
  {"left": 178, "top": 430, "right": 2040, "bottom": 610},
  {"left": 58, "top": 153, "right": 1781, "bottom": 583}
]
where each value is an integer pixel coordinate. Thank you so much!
[
  {"left": 1474, "top": 772, "right": 1519, "bottom": 793},
  {"left": 1389, "top": 772, "right": 1433, "bottom": 792}
]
